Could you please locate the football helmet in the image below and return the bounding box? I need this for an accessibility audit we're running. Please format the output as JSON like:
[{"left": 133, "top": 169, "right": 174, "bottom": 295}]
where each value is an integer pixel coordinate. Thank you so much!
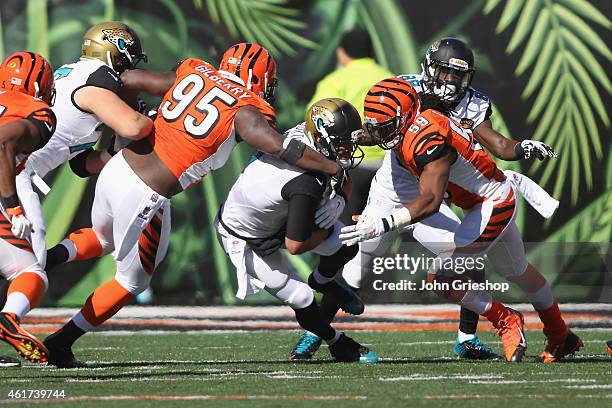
[
  {"left": 363, "top": 77, "right": 420, "bottom": 150},
  {"left": 305, "top": 98, "right": 363, "bottom": 169},
  {"left": 81, "top": 21, "right": 146, "bottom": 73},
  {"left": 420, "top": 38, "right": 474, "bottom": 108},
  {"left": 219, "top": 43, "right": 277, "bottom": 105},
  {"left": 0, "top": 51, "right": 54, "bottom": 104}
]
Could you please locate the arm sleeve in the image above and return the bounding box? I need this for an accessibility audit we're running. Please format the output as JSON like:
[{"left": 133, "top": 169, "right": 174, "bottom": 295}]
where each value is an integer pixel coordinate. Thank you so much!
[
  {"left": 281, "top": 172, "right": 327, "bottom": 242},
  {"left": 25, "top": 107, "right": 56, "bottom": 145},
  {"left": 85, "top": 65, "right": 123, "bottom": 94}
]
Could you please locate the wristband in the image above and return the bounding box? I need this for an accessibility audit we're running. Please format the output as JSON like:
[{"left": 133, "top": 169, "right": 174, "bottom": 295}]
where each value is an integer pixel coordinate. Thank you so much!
[
  {"left": 383, "top": 207, "right": 412, "bottom": 232},
  {"left": 1, "top": 194, "right": 20, "bottom": 209},
  {"left": 279, "top": 138, "right": 306, "bottom": 165}
]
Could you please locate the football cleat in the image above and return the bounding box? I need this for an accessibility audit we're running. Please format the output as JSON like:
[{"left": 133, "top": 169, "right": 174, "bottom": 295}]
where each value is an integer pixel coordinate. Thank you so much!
[
  {"left": 539, "top": 330, "right": 584, "bottom": 363},
  {"left": 307, "top": 275, "right": 364, "bottom": 315},
  {"left": 0, "top": 355, "right": 21, "bottom": 367},
  {"left": 453, "top": 336, "right": 502, "bottom": 360},
  {"left": 0, "top": 313, "right": 47, "bottom": 363},
  {"left": 288, "top": 332, "right": 322, "bottom": 361},
  {"left": 328, "top": 333, "right": 379, "bottom": 363},
  {"left": 43, "top": 333, "right": 87, "bottom": 368},
  {"left": 494, "top": 308, "right": 527, "bottom": 362},
  {"left": 606, "top": 340, "right": 612, "bottom": 356}
]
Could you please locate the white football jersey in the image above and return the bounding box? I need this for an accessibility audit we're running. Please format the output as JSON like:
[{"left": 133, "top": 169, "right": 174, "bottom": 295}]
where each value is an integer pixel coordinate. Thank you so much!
[
  {"left": 220, "top": 122, "right": 318, "bottom": 239},
  {"left": 398, "top": 74, "right": 492, "bottom": 130},
  {"left": 25, "top": 58, "right": 122, "bottom": 177}
]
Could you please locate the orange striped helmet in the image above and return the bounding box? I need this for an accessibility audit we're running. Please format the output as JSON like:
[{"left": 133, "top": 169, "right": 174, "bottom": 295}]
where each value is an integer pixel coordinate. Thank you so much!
[
  {"left": 219, "top": 43, "right": 277, "bottom": 104},
  {"left": 0, "top": 51, "right": 54, "bottom": 104},
  {"left": 363, "top": 77, "right": 420, "bottom": 149}
]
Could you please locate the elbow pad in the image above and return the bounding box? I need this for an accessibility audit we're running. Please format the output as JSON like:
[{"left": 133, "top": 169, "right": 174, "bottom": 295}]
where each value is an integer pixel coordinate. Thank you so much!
[
  {"left": 69, "top": 148, "right": 94, "bottom": 178},
  {"left": 279, "top": 138, "right": 306, "bottom": 165}
]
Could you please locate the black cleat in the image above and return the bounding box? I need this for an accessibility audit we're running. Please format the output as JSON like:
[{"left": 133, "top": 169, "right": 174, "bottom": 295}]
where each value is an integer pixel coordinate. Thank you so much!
[
  {"left": 0, "top": 355, "right": 20, "bottom": 367},
  {"left": 43, "top": 333, "right": 87, "bottom": 368},
  {"left": 328, "top": 333, "right": 378, "bottom": 363},
  {"left": 308, "top": 275, "right": 364, "bottom": 315}
]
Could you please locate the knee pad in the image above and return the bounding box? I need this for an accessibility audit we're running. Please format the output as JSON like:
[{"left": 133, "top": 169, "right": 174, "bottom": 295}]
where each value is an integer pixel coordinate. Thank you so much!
[{"left": 274, "top": 278, "right": 314, "bottom": 309}]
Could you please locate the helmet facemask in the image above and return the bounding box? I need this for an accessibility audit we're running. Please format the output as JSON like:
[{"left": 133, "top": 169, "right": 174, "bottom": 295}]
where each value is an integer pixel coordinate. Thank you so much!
[
  {"left": 314, "top": 123, "right": 363, "bottom": 170},
  {"left": 364, "top": 106, "right": 409, "bottom": 150}
]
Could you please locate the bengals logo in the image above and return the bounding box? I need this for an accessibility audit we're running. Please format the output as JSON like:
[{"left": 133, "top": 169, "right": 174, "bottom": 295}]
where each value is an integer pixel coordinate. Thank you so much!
[
  {"left": 460, "top": 118, "right": 474, "bottom": 129},
  {"left": 102, "top": 28, "right": 135, "bottom": 54}
]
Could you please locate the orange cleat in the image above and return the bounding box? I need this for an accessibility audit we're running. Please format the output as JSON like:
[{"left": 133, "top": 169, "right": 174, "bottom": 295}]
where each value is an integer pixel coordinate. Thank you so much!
[
  {"left": 0, "top": 312, "right": 48, "bottom": 363},
  {"left": 607, "top": 340, "right": 612, "bottom": 356},
  {"left": 494, "top": 308, "right": 527, "bottom": 362},
  {"left": 539, "top": 330, "right": 583, "bottom": 363}
]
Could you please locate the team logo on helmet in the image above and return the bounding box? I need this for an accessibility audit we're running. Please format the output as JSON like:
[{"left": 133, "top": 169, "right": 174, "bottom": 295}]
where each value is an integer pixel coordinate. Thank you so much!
[
  {"left": 311, "top": 105, "right": 335, "bottom": 134},
  {"left": 102, "top": 28, "right": 135, "bottom": 55},
  {"left": 430, "top": 40, "right": 441, "bottom": 53}
]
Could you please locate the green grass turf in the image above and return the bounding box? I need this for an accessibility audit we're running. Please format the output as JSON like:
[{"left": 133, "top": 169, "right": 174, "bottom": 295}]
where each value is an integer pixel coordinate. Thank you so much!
[{"left": 0, "top": 330, "right": 610, "bottom": 407}]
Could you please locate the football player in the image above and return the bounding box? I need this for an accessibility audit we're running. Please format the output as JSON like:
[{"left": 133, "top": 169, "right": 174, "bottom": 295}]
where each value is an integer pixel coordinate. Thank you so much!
[
  {"left": 339, "top": 78, "right": 582, "bottom": 363},
  {"left": 403, "top": 39, "right": 557, "bottom": 359},
  {"left": 43, "top": 43, "right": 348, "bottom": 368},
  {"left": 18, "top": 21, "right": 152, "bottom": 272},
  {"left": 292, "top": 38, "right": 557, "bottom": 361},
  {"left": 0, "top": 52, "right": 56, "bottom": 363},
  {"left": 217, "top": 98, "right": 376, "bottom": 362}
]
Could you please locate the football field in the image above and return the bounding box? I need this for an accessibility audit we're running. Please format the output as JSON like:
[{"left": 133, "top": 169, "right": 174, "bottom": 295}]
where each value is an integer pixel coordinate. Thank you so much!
[{"left": 0, "top": 305, "right": 610, "bottom": 407}]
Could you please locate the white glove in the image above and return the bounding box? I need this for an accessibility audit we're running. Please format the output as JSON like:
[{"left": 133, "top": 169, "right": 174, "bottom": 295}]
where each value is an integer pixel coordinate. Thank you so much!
[
  {"left": 6, "top": 206, "right": 33, "bottom": 240},
  {"left": 339, "top": 214, "right": 386, "bottom": 246},
  {"left": 315, "top": 195, "right": 345, "bottom": 229},
  {"left": 519, "top": 140, "right": 557, "bottom": 160}
]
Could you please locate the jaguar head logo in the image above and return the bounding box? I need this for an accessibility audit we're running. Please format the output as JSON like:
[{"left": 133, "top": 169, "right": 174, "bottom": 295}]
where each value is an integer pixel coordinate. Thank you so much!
[
  {"left": 311, "top": 105, "right": 335, "bottom": 133},
  {"left": 102, "top": 28, "right": 135, "bottom": 55}
]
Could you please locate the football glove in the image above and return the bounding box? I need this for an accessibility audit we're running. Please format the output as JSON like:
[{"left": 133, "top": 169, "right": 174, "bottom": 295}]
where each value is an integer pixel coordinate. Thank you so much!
[
  {"left": 339, "top": 214, "right": 386, "bottom": 247},
  {"left": 315, "top": 195, "right": 345, "bottom": 229},
  {"left": 6, "top": 206, "right": 33, "bottom": 240},
  {"left": 517, "top": 140, "right": 557, "bottom": 160}
]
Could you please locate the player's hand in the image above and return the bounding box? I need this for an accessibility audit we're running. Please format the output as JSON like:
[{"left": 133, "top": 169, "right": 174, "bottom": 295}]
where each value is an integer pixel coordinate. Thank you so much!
[
  {"left": 329, "top": 167, "right": 349, "bottom": 198},
  {"left": 519, "top": 140, "right": 557, "bottom": 160},
  {"left": 6, "top": 206, "right": 33, "bottom": 239},
  {"left": 315, "top": 195, "right": 345, "bottom": 229},
  {"left": 339, "top": 214, "right": 386, "bottom": 246}
]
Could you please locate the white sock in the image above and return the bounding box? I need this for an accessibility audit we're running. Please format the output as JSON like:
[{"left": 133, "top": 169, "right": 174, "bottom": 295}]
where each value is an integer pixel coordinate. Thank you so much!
[
  {"left": 72, "top": 312, "right": 94, "bottom": 332},
  {"left": 326, "top": 330, "right": 342, "bottom": 345},
  {"left": 313, "top": 268, "right": 334, "bottom": 285},
  {"left": 459, "top": 290, "right": 493, "bottom": 315},
  {"left": 1, "top": 292, "right": 31, "bottom": 321},
  {"left": 60, "top": 238, "right": 78, "bottom": 262},
  {"left": 457, "top": 330, "right": 476, "bottom": 343}
]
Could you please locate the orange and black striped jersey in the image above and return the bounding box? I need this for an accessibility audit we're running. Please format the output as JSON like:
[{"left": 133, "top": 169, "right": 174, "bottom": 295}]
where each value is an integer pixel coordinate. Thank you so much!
[
  {"left": 150, "top": 58, "right": 276, "bottom": 190},
  {"left": 0, "top": 90, "right": 56, "bottom": 172},
  {"left": 397, "top": 109, "right": 505, "bottom": 209}
]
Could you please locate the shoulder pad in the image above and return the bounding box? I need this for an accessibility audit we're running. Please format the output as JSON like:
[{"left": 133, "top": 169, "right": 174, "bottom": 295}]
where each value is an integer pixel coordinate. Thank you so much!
[{"left": 85, "top": 65, "right": 122, "bottom": 94}]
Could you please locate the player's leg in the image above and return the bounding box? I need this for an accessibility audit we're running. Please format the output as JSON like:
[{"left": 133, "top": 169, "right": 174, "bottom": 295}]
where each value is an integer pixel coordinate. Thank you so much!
[
  {"left": 412, "top": 204, "right": 499, "bottom": 360},
  {"left": 489, "top": 222, "right": 582, "bottom": 362},
  {"left": 426, "top": 191, "right": 527, "bottom": 362},
  {"left": 308, "top": 222, "right": 363, "bottom": 315},
  {"left": 0, "top": 222, "right": 49, "bottom": 363},
  {"left": 248, "top": 250, "right": 377, "bottom": 363},
  {"left": 16, "top": 173, "right": 47, "bottom": 268}
]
